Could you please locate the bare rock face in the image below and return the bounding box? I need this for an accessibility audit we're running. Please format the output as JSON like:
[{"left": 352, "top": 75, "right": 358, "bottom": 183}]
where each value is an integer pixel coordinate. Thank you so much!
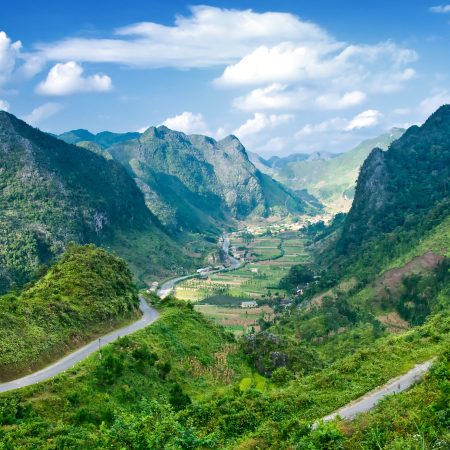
[
  {"left": 107, "top": 127, "right": 315, "bottom": 232},
  {"left": 340, "top": 105, "right": 450, "bottom": 253}
]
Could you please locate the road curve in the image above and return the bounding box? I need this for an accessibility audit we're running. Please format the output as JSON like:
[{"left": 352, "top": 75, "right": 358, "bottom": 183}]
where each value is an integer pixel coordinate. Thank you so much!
[
  {"left": 318, "top": 359, "right": 435, "bottom": 424},
  {"left": 0, "top": 297, "right": 159, "bottom": 394},
  {"left": 157, "top": 233, "right": 241, "bottom": 298}
]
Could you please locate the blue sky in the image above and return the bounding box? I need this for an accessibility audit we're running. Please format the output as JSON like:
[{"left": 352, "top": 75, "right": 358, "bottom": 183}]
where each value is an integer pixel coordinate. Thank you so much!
[{"left": 1, "top": 1, "right": 450, "bottom": 156}]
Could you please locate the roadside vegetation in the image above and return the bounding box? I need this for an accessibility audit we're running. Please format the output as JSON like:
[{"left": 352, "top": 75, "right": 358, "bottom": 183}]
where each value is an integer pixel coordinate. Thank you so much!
[{"left": 0, "top": 244, "right": 139, "bottom": 381}]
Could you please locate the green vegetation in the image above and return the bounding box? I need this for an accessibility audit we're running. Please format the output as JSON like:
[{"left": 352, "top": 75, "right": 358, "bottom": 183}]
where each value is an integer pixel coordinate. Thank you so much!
[
  {"left": 58, "top": 129, "right": 140, "bottom": 148},
  {"left": 0, "top": 244, "right": 139, "bottom": 381},
  {"left": 257, "top": 128, "right": 403, "bottom": 209},
  {"left": 0, "top": 111, "right": 195, "bottom": 292},
  {"left": 106, "top": 126, "right": 317, "bottom": 233},
  {"left": 175, "top": 233, "right": 310, "bottom": 303},
  {"left": 1, "top": 106, "right": 450, "bottom": 449},
  {"left": 341, "top": 106, "right": 450, "bottom": 254},
  {"left": 0, "top": 296, "right": 252, "bottom": 448},
  {"left": 343, "top": 349, "right": 450, "bottom": 449}
]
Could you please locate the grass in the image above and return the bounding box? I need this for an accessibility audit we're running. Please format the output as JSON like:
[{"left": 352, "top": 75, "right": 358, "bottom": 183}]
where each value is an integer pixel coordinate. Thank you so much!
[{"left": 0, "top": 298, "right": 253, "bottom": 448}]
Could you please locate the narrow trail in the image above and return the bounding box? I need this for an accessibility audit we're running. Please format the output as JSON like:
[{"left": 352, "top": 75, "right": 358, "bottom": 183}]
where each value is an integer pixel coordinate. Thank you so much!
[{"left": 0, "top": 297, "right": 159, "bottom": 394}]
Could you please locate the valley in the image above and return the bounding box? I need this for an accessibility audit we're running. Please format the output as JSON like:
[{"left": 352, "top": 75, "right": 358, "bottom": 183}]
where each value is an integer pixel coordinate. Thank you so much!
[{"left": 1, "top": 101, "right": 450, "bottom": 449}]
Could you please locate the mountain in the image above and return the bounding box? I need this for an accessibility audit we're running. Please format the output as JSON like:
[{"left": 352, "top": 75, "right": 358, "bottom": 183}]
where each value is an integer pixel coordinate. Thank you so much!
[
  {"left": 340, "top": 106, "right": 450, "bottom": 253},
  {"left": 252, "top": 128, "right": 404, "bottom": 210},
  {"left": 0, "top": 112, "right": 192, "bottom": 292},
  {"left": 247, "top": 151, "right": 339, "bottom": 175},
  {"left": 103, "top": 126, "right": 319, "bottom": 232},
  {"left": 58, "top": 129, "right": 140, "bottom": 148}
]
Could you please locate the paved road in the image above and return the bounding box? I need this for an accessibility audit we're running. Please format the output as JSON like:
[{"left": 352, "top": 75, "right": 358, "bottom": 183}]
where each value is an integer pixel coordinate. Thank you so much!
[
  {"left": 157, "top": 233, "right": 241, "bottom": 298},
  {"left": 0, "top": 297, "right": 159, "bottom": 394},
  {"left": 318, "top": 359, "right": 434, "bottom": 424}
]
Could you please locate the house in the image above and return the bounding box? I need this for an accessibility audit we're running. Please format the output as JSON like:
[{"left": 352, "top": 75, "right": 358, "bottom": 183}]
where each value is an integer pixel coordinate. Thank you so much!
[
  {"left": 250, "top": 267, "right": 259, "bottom": 273},
  {"left": 296, "top": 288, "right": 304, "bottom": 295},
  {"left": 240, "top": 301, "right": 258, "bottom": 308}
]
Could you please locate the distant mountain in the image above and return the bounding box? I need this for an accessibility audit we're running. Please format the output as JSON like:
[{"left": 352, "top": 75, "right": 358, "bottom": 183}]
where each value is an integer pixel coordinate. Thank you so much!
[
  {"left": 58, "top": 129, "right": 140, "bottom": 148},
  {"left": 0, "top": 112, "right": 192, "bottom": 292},
  {"left": 251, "top": 129, "right": 404, "bottom": 210},
  {"left": 340, "top": 106, "right": 450, "bottom": 253},
  {"left": 248, "top": 151, "right": 340, "bottom": 175},
  {"left": 100, "top": 127, "right": 319, "bottom": 233}
]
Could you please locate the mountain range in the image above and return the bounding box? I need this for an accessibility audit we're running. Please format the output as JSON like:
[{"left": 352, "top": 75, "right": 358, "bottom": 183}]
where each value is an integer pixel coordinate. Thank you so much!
[
  {"left": 59, "top": 125, "right": 319, "bottom": 234},
  {"left": 0, "top": 111, "right": 320, "bottom": 292},
  {"left": 0, "top": 111, "right": 192, "bottom": 292},
  {"left": 250, "top": 128, "right": 405, "bottom": 210}
]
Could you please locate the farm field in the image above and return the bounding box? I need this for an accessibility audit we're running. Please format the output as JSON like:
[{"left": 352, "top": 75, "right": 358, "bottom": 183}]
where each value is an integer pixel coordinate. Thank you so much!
[
  {"left": 175, "top": 232, "right": 309, "bottom": 302},
  {"left": 194, "top": 304, "right": 274, "bottom": 336}
]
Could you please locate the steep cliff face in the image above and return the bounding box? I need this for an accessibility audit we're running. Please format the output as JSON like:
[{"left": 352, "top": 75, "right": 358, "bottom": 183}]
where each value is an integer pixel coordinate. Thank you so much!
[
  {"left": 107, "top": 127, "right": 315, "bottom": 232},
  {"left": 340, "top": 105, "right": 450, "bottom": 252},
  {"left": 0, "top": 112, "right": 189, "bottom": 292}
]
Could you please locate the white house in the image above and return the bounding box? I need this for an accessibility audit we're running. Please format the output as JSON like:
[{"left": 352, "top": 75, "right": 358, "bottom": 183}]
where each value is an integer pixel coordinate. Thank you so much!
[{"left": 240, "top": 301, "right": 258, "bottom": 308}]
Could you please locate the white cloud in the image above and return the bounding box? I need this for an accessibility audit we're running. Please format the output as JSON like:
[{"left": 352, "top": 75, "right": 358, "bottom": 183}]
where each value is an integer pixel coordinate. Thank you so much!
[
  {"left": 35, "top": 6, "right": 331, "bottom": 69},
  {"left": 161, "top": 111, "right": 209, "bottom": 134},
  {"left": 253, "top": 136, "right": 290, "bottom": 154},
  {"left": 233, "top": 83, "right": 306, "bottom": 111},
  {"left": 345, "top": 109, "right": 383, "bottom": 131},
  {"left": 430, "top": 5, "right": 450, "bottom": 13},
  {"left": 23, "top": 103, "right": 63, "bottom": 126},
  {"left": 233, "top": 113, "right": 294, "bottom": 139},
  {"left": 0, "top": 31, "right": 22, "bottom": 86},
  {"left": 315, "top": 90, "right": 366, "bottom": 110},
  {"left": 216, "top": 41, "right": 417, "bottom": 89},
  {"left": 36, "top": 62, "right": 112, "bottom": 96},
  {"left": 0, "top": 99, "right": 10, "bottom": 111},
  {"left": 419, "top": 90, "right": 450, "bottom": 117},
  {"left": 295, "top": 117, "right": 347, "bottom": 138}
]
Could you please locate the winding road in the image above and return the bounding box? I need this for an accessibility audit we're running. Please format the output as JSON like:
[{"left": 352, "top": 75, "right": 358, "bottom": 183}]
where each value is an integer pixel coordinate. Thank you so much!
[
  {"left": 157, "top": 233, "right": 241, "bottom": 298},
  {"left": 0, "top": 297, "right": 159, "bottom": 394},
  {"left": 317, "top": 359, "right": 435, "bottom": 425}
]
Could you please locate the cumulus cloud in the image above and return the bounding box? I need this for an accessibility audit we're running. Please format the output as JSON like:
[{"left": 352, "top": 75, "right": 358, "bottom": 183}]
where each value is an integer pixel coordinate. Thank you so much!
[
  {"left": 233, "top": 113, "right": 294, "bottom": 139},
  {"left": 0, "top": 31, "right": 22, "bottom": 86},
  {"left": 345, "top": 109, "right": 383, "bottom": 131},
  {"left": 161, "top": 111, "right": 209, "bottom": 134},
  {"left": 315, "top": 90, "right": 366, "bottom": 110},
  {"left": 23, "top": 102, "right": 63, "bottom": 126},
  {"left": 216, "top": 41, "right": 417, "bottom": 89},
  {"left": 36, "top": 62, "right": 112, "bottom": 96},
  {"left": 430, "top": 5, "right": 450, "bottom": 13},
  {"left": 0, "top": 99, "right": 10, "bottom": 111},
  {"left": 34, "top": 6, "right": 331, "bottom": 69},
  {"left": 233, "top": 83, "right": 306, "bottom": 111}
]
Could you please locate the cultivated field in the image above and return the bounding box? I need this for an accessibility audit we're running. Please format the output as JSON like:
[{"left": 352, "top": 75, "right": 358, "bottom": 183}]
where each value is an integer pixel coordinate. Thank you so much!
[
  {"left": 194, "top": 304, "right": 274, "bottom": 336},
  {"left": 175, "top": 232, "right": 309, "bottom": 301}
]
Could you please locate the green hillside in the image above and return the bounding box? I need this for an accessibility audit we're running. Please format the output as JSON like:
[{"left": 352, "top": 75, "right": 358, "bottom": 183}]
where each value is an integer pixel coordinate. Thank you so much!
[
  {"left": 0, "top": 244, "right": 139, "bottom": 381},
  {"left": 341, "top": 106, "right": 450, "bottom": 253},
  {"left": 0, "top": 111, "right": 194, "bottom": 292},
  {"left": 255, "top": 128, "right": 404, "bottom": 210},
  {"left": 106, "top": 126, "right": 318, "bottom": 233},
  {"left": 58, "top": 129, "right": 140, "bottom": 148},
  {"left": 1, "top": 107, "right": 449, "bottom": 449}
]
